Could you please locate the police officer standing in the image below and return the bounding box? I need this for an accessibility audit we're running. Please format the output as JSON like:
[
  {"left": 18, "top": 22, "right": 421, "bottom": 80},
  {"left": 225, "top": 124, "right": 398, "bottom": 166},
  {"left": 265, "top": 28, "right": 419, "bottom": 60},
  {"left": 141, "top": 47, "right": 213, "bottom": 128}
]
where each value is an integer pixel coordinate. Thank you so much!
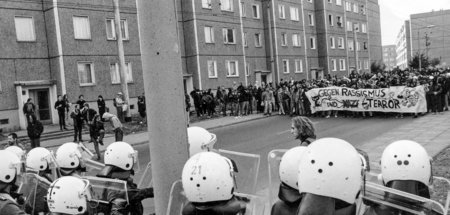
[{"left": 0, "top": 150, "right": 26, "bottom": 215}]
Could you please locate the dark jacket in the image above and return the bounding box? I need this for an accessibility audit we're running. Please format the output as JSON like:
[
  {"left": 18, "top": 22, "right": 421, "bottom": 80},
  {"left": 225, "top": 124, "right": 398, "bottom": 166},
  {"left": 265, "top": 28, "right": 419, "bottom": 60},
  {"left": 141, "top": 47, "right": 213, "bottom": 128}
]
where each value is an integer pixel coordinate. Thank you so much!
[
  {"left": 54, "top": 100, "right": 66, "bottom": 113},
  {"left": 137, "top": 96, "right": 146, "bottom": 113},
  {"left": 70, "top": 110, "right": 84, "bottom": 127},
  {"left": 27, "top": 121, "right": 44, "bottom": 139},
  {"left": 23, "top": 102, "right": 36, "bottom": 115},
  {"left": 97, "top": 99, "right": 106, "bottom": 114}
]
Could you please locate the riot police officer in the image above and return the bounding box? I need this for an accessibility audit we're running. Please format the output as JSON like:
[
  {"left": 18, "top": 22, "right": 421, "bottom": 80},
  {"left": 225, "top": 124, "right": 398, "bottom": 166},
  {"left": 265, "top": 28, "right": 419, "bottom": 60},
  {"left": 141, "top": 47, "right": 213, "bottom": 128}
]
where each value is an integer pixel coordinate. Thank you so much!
[
  {"left": 97, "top": 141, "right": 153, "bottom": 215},
  {"left": 187, "top": 126, "right": 217, "bottom": 156},
  {"left": 56, "top": 142, "right": 88, "bottom": 177},
  {"left": 181, "top": 151, "right": 248, "bottom": 215},
  {"left": 271, "top": 146, "right": 307, "bottom": 215},
  {"left": 46, "top": 176, "right": 91, "bottom": 215},
  {"left": 0, "top": 150, "right": 26, "bottom": 215}
]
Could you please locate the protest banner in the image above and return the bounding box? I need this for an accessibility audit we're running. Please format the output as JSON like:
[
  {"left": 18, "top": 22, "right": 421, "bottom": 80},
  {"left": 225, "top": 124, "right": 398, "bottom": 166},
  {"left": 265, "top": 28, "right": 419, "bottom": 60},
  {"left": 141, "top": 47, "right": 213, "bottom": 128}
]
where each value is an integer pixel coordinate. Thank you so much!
[{"left": 305, "top": 86, "right": 427, "bottom": 113}]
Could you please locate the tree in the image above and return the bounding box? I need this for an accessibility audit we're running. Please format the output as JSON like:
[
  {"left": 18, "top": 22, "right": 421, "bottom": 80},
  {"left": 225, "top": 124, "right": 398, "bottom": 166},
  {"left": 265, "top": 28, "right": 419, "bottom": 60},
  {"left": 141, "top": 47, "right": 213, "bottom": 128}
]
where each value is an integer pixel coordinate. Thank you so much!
[
  {"left": 370, "top": 60, "right": 386, "bottom": 73},
  {"left": 408, "top": 53, "right": 429, "bottom": 70}
]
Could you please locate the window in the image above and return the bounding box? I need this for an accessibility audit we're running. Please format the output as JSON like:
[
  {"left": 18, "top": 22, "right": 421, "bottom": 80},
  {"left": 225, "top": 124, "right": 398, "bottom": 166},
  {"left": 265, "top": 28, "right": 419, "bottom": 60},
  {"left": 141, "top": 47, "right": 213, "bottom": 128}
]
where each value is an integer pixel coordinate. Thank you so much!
[
  {"left": 106, "top": 19, "right": 129, "bottom": 40},
  {"left": 310, "top": 37, "right": 316, "bottom": 49},
  {"left": 330, "top": 36, "right": 335, "bottom": 49},
  {"left": 331, "top": 59, "right": 337, "bottom": 71},
  {"left": 339, "top": 59, "right": 346, "bottom": 71},
  {"left": 281, "top": 33, "right": 287, "bottom": 46},
  {"left": 336, "top": 0, "right": 342, "bottom": 5},
  {"left": 204, "top": 26, "right": 214, "bottom": 43},
  {"left": 221, "top": 0, "right": 233, "bottom": 11},
  {"left": 252, "top": 4, "right": 260, "bottom": 19},
  {"left": 226, "top": 61, "right": 239, "bottom": 77},
  {"left": 363, "top": 42, "right": 368, "bottom": 50},
  {"left": 338, "top": 37, "right": 345, "bottom": 49},
  {"left": 361, "top": 5, "right": 366, "bottom": 14},
  {"left": 255, "top": 33, "right": 262, "bottom": 47},
  {"left": 292, "top": 34, "right": 301, "bottom": 47},
  {"left": 279, "top": 4, "right": 286, "bottom": 19},
  {"left": 354, "top": 22, "right": 359, "bottom": 32},
  {"left": 14, "top": 16, "right": 36, "bottom": 42},
  {"left": 328, "top": 14, "right": 334, "bottom": 26},
  {"left": 245, "top": 62, "right": 250, "bottom": 76},
  {"left": 202, "top": 0, "right": 212, "bottom": 9},
  {"left": 78, "top": 62, "right": 95, "bottom": 85},
  {"left": 364, "top": 60, "right": 369, "bottom": 69},
  {"left": 207, "top": 61, "right": 218, "bottom": 78},
  {"left": 361, "top": 23, "right": 367, "bottom": 33},
  {"left": 307, "top": 0, "right": 313, "bottom": 3},
  {"left": 290, "top": 7, "right": 299, "bottom": 21},
  {"left": 346, "top": 21, "right": 352, "bottom": 31},
  {"left": 353, "top": 3, "right": 358, "bottom": 13},
  {"left": 241, "top": 2, "right": 246, "bottom": 17},
  {"left": 282, "top": 59, "right": 289, "bottom": 73},
  {"left": 348, "top": 39, "right": 354, "bottom": 51},
  {"left": 308, "top": 13, "right": 315, "bottom": 26},
  {"left": 244, "top": 32, "right": 248, "bottom": 47},
  {"left": 345, "top": 2, "right": 351, "bottom": 11},
  {"left": 110, "top": 63, "right": 133, "bottom": 83},
  {"left": 328, "top": 0, "right": 333, "bottom": 3},
  {"left": 73, "top": 16, "right": 91, "bottom": 39},
  {"left": 223, "top": 28, "right": 235, "bottom": 44},
  {"left": 295, "top": 59, "right": 303, "bottom": 73},
  {"left": 337, "top": 16, "right": 343, "bottom": 27}
]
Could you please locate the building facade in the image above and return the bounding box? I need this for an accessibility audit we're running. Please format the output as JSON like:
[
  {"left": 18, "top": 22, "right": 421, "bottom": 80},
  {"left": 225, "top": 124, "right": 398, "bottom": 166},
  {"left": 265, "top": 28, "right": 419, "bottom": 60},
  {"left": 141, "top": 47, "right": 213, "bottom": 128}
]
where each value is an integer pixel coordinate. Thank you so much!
[
  {"left": 410, "top": 9, "right": 450, "bottom": 68},
  {"left": 0, "top": 0, "right": 142, "bottom": 131},
  {"left": 395, "top": 20, "right": 411, "bottom": 69},
  {"left": 382, "top": 45, "right": 397, "bottom": 70},
  {"left": 179, "top": 0, "right": 382, "bottom": 91}
]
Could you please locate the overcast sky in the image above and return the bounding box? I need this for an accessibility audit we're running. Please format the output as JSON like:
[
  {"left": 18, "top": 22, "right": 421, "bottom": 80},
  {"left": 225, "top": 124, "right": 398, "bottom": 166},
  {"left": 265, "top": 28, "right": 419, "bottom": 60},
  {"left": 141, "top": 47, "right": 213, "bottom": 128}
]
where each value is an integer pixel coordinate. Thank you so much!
[{"left": 379, "top": 0, "right": 450, "bottom": 46}]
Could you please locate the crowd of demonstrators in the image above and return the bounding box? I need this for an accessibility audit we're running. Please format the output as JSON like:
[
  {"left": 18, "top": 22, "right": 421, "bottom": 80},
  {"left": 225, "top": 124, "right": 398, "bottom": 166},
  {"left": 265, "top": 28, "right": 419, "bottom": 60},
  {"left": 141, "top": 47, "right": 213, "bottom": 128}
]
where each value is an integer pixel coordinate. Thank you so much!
[{"left": 189, "top": 68, "right": 450, "bottom": 120}]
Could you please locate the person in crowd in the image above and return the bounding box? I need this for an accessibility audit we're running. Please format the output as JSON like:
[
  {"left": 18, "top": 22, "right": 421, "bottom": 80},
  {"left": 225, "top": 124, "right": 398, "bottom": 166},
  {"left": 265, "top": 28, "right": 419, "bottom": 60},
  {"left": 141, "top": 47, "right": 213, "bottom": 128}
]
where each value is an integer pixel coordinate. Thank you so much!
[
  {"left": 216, "top": 86, "right": 227, "bottom": 117},
  {"left": 190, "top": 88, "right": 202, "bottom": 117},
  {"left": 23, "top": 98, "right": 36, "bottom": 124},
  {"left": 97, "top": 95, "right": 106, "bottom": 121},
  {"left": 113, "top": 92, "right": 126, "bottom": 122},
  {"left": 0, "top": 150, "right": 27, "bottom": 215},
  {"left": 76, "top": 95, "right": 86, "bottom": 109},
  {"left": 263, "top": 87, "right": 274, "bottom": 116},
  {"left": 137, "top": 92, "right": 146, "bottom": 123},
  {"left": 429, "top": 77, "right": 443, "bottom": 114},
  {"left": 291, "top": 116, "right": 316, "bottom": 146},
  {"left": 27, "top": 114, "right": 43, "bottom": 148},
  {"left": 277, "top": 88, "right": 286, "bottom": 115},
  {"left": 97, "top": 142, "right": 154, "bottom": 215},
  {"left": 103, "top": 107, "right": 124, "bottom": 141},
  {"left": 71, "top": 104, "right": 84, "bottom": 143},
  {"left": 63, "top": 94, "right": 71, "bottom": 126},
  {"left": 3, "top": 133, "right": 25, "bottom": 150},
  {"left": 185, "top": 93, "right": 191, "bottom": 127},
  {"left": 230, "top": 89, "right": 239, "bottom": 117},
  {"left": 55, "top": 95, "right": 68, "bottom": 131}
]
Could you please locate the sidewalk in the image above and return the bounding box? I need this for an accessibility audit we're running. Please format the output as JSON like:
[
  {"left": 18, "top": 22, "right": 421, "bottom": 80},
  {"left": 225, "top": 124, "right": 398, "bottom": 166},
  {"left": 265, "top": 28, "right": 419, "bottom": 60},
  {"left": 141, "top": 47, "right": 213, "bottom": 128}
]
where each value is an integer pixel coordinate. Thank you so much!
[
  {"left": 37, "top": 113, "right": 270, "bottom": 153},
  {"left": 358, "top": 112, "right": 450, "bottom": 172}
]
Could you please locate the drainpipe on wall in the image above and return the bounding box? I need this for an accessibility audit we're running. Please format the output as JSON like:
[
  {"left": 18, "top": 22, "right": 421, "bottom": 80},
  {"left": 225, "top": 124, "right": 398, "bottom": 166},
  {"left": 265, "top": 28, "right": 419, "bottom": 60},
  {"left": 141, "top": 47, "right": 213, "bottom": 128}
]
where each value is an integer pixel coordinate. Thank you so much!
[
  {"left": 192, "top": 0, "right": 202, "bottom": 90},
  {"left": 270, "top": 0, "right": 280, "bottom": 84},
  {"left": 300, "top": 0, "right": 309, "bottom": 80},
  {"left": 238, "top": 1, "right": 248, "bottom": 87},
  {"left": 53, "top": 0, "right": 66, "bottom": 95}
]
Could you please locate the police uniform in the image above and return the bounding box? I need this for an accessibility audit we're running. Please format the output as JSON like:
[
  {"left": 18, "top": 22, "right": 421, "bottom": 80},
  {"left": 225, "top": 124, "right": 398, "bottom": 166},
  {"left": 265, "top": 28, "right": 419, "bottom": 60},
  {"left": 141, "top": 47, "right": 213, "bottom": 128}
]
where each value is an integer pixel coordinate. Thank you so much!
[
  {"left": 0, "top": 193, "right": 26, "bottom": 215},
  {"left": 271, "top": 183, "right": 302, "bottom": 215},
  {"left": 182, "top": 196, "right": 247, "bottom": 215}
]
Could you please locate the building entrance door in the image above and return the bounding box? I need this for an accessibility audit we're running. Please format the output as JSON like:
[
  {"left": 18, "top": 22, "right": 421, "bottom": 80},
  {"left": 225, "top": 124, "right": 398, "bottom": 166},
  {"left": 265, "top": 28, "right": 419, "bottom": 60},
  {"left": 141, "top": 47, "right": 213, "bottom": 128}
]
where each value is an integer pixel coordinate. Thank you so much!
[{"left": 29, "top": 89, "right": 52, "bottom": 124}]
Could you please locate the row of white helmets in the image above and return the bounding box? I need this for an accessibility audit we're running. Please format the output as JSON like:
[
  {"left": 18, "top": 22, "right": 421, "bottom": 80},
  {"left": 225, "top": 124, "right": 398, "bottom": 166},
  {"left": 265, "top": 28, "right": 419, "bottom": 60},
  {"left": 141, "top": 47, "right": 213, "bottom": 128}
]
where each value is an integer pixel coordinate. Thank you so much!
[{"left": 181, "top": 136, "right": 431, "bottom": 205}]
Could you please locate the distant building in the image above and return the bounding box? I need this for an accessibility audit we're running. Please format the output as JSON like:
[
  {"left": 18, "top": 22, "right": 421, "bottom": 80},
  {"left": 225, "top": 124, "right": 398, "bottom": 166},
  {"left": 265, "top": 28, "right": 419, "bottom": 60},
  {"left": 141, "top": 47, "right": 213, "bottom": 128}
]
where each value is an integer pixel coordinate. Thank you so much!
[
  {"left": 382, "top": 45, "right": 397, "bottom": 70},
  {"left": 395, "top": 20, "right": 411, "bottom": 69}
]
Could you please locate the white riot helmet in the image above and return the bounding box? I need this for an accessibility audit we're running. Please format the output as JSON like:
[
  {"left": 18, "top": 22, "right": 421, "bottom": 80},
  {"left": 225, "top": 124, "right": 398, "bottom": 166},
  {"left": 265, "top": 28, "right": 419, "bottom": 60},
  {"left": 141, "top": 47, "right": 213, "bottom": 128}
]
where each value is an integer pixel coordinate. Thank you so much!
[
  {"left": 5, "top": 146, "right": 25, "bottom": 161},
  {"left": 298, "top": 138, "right": 362, "bottom": 204},
  {"left": 0, "top": 150, "right": 22, "bottom": 184},
  {"left": 56, "top": 142, "right": 83, "bottom": 169},
  {"left": 279, "top": 146, "right": 307, "bottom": 189},
  {"left": 380, "top": 140, "right": 431, "bottom": 186},
  {"left": 182, "top": 152, "right": 235, "bottom": 203},
  {"left": 47, "top": 176, "right": 91, "bottom": 214},
  {"left": 26, "top": 147, "right": 55, "bottom": 172},
  {"left": 187, "top": 126, "right": 217, "bottom": 157},
  {"left": 104, "top": 142, "right": 138, "bottom": 170}
]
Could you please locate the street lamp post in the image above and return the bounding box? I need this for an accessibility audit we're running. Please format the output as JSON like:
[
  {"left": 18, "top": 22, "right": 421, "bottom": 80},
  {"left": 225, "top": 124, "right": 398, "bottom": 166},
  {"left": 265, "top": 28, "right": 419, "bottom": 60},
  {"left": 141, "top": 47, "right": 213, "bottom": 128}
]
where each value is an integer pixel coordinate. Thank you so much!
[{"left": 417, "top": 25, "right": 435, "bottom": 72}]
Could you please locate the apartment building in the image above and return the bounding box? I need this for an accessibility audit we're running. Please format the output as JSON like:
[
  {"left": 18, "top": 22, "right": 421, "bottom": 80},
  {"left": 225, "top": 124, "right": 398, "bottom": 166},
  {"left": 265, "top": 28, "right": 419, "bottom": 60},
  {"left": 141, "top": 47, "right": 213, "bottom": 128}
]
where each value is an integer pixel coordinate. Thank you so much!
[
  {"left": 179, "top": 0, "right": 381, "bottom": 91},
  {"left": 0, "top": 0, "right": 142, "bottom": 131},
  {"left": 383, "top": 45, "right": 397, "bottom": 70},
  {"left": 395, "top": 20, "right": 411, "bottom": 69}
]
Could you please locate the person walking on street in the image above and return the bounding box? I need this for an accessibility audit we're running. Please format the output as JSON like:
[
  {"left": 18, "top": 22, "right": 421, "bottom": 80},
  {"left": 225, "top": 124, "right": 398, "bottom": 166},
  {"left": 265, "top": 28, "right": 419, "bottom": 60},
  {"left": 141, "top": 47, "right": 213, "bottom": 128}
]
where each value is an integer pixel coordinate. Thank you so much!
[
  {"left": 27, "top": 115, "right": 43, "bottom": 148},
  {"left": 54, "top": 95, "right": 68, "bottom": 131},
  {"left": 97, "top": 95, "right": 106, "bottom": 121},
  {"left": 23, "top": 98, "right": 36, "bottom": 124},
  {"left": 70, "top": 104, "right": 84, "bottom": 143},
  {"left": 103, "top": 108, "right": 124, "bottom": 141},
  {"left": 138, "top": 93, "right": 146, "bottom": 123},
  {"left": 291, "top": 116, "right": 316, "bottom": 146},
  {"left": 113, "top": 92, "right": 125, "bottom": 122}
]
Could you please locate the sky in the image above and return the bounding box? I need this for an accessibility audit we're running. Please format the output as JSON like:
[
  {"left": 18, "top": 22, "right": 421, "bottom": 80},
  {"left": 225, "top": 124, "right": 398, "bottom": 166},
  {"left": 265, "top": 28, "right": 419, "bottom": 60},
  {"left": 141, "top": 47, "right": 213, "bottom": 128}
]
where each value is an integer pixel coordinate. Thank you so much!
[{"left": 379, "top": 0, "right": 450, "bottom": 46}]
